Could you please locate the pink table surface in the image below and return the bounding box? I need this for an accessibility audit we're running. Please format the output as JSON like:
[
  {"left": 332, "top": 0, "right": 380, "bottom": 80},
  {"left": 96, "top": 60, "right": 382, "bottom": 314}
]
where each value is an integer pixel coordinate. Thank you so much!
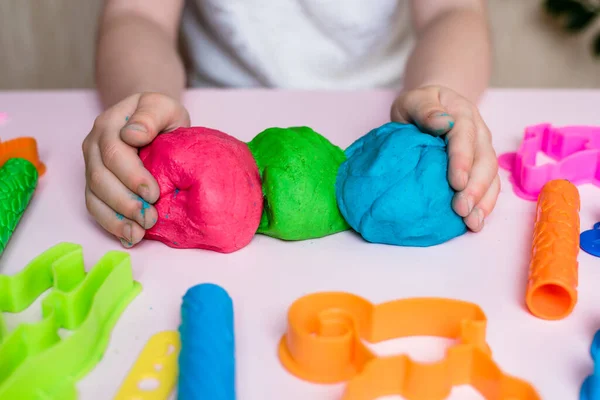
[{"left": 1, "top": 88, "right": 600, "bottom": 400}]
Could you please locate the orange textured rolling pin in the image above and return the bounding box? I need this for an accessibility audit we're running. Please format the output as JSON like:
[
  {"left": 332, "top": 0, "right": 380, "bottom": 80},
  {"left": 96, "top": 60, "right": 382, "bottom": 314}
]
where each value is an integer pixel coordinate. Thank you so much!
[{"left": 526, "top": 179, "right": 580, "bottom": 320}]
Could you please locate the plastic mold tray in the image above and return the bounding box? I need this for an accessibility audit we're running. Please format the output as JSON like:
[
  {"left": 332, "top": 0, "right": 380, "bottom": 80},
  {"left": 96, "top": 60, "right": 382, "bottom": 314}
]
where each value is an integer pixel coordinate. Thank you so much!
[
  {"left": 279, "top": 292, "right": 540, "bottom": 400},
  {"left": 499, "top": 123, "right": 600, "bottom": 201},
  {"left": 0, "top": 242, "right": 142, "bottom": 399}
]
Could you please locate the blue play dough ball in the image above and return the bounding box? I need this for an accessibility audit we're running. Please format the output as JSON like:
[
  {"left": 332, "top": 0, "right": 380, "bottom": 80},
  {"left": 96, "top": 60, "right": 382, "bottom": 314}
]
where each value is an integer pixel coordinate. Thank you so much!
[{"left": 335, "top": 122, "right": 467, "bottom": 247}]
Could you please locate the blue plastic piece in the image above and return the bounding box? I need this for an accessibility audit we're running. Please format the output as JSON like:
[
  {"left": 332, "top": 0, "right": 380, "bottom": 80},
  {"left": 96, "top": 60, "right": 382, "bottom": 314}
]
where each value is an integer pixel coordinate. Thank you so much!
[
  {"left": 177, "top": 283, "right": 236, "bottom": 400},
  {"left": 581, "top": 329, "right": 600, "bottom": 399},
  {"left": 581, "top": 223, "right": 600, "bottom": 258}
]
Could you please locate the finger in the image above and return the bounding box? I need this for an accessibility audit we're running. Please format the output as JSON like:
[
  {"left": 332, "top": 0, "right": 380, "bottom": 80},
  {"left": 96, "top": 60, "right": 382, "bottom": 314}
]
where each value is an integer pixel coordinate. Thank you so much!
[
  {"left": 452, "top": 140, "right": 498, "bottom": 218},
  {"left": 86, "top": 93, "right": 161, "bottom": 203},
  {"left": 97, "top": 130, "right": 160, "bottom": 203},
  {"left": 85, "top": 187, "right": 146, "bottom": 248},
  {"left": 121, "top": 92, "right": 191, "bottom": 147},
  {"left": 445, "top": 117, "right": 477, "bottom": 192},
  {"left": 83, "top": 93, "right": 143, "bottom": 162},
  {"left": 87, "top": 145, "right": 158, "bottom": 229},
  {"left": 463, "top": 174, "right": 501, "bottom": 232},
  {"left": 93, "top": 93, "right": 146, "bottom": 133},
  {"left": 391, "top": 87, "right": 455, "bottom": 136}
]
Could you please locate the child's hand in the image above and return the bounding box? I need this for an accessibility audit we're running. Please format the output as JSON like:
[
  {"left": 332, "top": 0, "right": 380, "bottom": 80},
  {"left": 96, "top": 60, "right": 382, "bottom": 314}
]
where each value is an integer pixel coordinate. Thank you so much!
[
  {"left": 390, "top": 85, "right": 500, "bottom": 232},
  {"left": 82, "top": 92, "right": 190, "bottom": 247}
]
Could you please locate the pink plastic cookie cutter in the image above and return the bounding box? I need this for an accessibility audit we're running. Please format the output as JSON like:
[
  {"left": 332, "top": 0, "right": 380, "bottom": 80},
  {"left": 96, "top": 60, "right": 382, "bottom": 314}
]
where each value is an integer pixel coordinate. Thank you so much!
[{"left": 499, "top": 123, "right": 600, "bottom": 201}]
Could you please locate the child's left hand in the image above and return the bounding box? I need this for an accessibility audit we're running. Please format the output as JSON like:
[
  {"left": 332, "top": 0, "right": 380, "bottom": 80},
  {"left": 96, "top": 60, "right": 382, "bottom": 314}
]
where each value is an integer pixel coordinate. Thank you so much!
[{"left": 390, "top": 85, "right": 500, "bottom": 232}]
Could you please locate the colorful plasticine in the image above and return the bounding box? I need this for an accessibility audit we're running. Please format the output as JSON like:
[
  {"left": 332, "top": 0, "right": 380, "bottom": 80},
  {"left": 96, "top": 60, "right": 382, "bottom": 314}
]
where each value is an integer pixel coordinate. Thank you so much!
[
  {"left": 0, "top": 242, "right": 142, "bottom": 399},
  {"left": 140, "top": 123, "right": 471, "bottom": 252},
  {"left": 248, "top": 126, "right": 349, "bottom": 241},
  {"left": 0, "top": 158, "right": 39, "bottom": 256},
  {"left": 140, "top": 127, "right": 263, "bottom": 253},
  {"left": 526, "top": 179, "right": 580, "bottom": 320},
  {"left": 278, "top": 292, "right": 540, "bottom": 400},
  {"left": 178, "top": 283, "right": 236, "bottom": 400},
  {"left": 336, "top": 122, "right": 466, "bottom": 247},
  {"left": 499, "top": 123, "right": 600, "bottom": 201}
]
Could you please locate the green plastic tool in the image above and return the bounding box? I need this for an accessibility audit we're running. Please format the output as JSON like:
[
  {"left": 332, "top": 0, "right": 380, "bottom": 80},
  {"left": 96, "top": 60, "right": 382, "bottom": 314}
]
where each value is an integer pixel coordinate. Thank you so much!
[
  {"left": 0, "top": 242, "right": 142, "bottom": 399},
  {"left": 0, "top": 158, "right": 38, "bottom": 256}
]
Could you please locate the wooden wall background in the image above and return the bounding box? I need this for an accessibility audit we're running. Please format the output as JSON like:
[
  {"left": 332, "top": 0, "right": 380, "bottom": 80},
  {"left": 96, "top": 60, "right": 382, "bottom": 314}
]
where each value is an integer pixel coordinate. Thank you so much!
[{"left": 1, "top": 0, "right": 599, "bottom": 90}]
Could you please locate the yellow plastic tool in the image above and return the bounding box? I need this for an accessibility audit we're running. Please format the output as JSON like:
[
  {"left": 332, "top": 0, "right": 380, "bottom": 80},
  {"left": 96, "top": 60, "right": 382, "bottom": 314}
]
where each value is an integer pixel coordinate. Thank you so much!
[{"left": 114, "top": 331, "right": 181, "bottom": 400}]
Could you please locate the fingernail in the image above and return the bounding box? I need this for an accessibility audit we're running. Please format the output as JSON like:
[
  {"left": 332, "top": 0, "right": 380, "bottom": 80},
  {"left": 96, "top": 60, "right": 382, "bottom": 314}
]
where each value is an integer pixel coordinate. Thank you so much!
[
  {"left": 459, "top": 193, "right": 474, "bottom": 215},
  {"left": 458, "top": 171, "right": 468, "bottom": 189},
  {"left": 476, "top": 207, "right": 484, "bottom": 227},
  {"left": 467, "top": 196, "right": 474, "bottom": 214},
  {"left": 434, "top": 112, "right": 454, "bottom": 130},
  {"left": 125, "top": 123, "right": 146, "bottom": 133},
  {"left": 123, "top": 223, "right": 132, "bottom": 243},
  {"left": 138, "top": 184, "right": 150, "bottom": 199},
  {"left": 120, "top": 238, "right": 133, "bottom": 248},
  {"left": 137, "top": 195, "right": 150, "bottom": 217}
]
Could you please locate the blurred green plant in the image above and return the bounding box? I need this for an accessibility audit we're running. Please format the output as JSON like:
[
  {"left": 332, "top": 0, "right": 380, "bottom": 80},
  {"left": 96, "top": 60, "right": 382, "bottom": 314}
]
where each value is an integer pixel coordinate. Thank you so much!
[{"left": 543, "top": 0, "right": 600, "bottom": 56}]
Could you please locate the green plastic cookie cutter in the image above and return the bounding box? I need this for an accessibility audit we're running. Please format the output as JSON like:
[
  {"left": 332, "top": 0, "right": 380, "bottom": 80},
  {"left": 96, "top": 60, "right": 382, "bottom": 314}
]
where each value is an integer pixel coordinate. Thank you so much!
[{"left": 0, "top": 242, "right": 142, "bottom": 399}]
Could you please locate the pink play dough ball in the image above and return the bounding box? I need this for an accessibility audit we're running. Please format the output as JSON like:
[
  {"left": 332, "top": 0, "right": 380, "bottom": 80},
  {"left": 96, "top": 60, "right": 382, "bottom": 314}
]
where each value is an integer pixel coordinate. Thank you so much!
[{"left": 139, "top": 127, "right": 263, "bottom": 253}]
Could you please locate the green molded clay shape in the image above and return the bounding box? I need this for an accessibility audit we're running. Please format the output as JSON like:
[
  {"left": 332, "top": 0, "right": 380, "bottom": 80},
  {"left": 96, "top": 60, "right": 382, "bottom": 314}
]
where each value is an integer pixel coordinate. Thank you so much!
[
  {"left": 0, "top": 242, "right": 142, "bottom": 400},
  {"left": 0, "top": 158, "right": 38, "bottom": 256},
  {"left": 248, "top": 126, "right": 349, "bottom": 240}
]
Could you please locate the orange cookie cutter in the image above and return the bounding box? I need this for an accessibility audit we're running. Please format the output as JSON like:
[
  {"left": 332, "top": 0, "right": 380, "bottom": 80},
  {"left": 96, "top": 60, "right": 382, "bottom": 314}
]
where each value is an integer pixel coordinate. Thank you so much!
[
  {"left": 278, "top": 293, "right": 540, "bottom": 400},
  {"left": 0, "top": 137, "right": 46, "bottom": 176}
]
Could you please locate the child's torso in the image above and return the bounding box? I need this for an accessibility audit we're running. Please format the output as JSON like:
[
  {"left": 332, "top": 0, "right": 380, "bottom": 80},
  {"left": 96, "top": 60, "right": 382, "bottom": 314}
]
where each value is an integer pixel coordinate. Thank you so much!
[{"left": 181, "top": 0, "right": 413, "bottom": 89}]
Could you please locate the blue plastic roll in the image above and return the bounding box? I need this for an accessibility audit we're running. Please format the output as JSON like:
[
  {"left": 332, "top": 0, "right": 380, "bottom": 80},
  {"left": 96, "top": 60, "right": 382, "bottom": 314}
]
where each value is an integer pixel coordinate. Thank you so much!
[{"left": 177, "top": 283, "right": 236, "bottom": 400}]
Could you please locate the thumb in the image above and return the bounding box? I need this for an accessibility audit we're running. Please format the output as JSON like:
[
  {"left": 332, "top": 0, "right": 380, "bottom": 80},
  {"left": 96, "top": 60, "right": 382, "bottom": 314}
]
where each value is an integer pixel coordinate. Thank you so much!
[
  {"left": 391, "top": 87, "right": 455, "bottom": 136},
  {"left": 120, "top": 92, "right": 191, "bottom": 148}
]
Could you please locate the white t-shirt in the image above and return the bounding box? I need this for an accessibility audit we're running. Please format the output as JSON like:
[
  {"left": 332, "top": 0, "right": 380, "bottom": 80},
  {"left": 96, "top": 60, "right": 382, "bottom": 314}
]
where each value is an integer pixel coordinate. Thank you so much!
[{"left": 181, "top": 0, "right": 414, "bottom": 89}]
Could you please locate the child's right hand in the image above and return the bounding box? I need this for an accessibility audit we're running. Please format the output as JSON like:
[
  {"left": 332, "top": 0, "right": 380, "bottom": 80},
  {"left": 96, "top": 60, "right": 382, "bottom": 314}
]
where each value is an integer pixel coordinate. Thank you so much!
[{"left": 82, "top": 92, "right": 190, "bottom": 247}]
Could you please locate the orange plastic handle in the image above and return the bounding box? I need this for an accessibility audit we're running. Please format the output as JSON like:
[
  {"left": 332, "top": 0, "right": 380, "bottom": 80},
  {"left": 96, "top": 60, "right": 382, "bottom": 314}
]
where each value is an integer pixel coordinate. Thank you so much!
[
  {"left": 526, "top": 179, "right": 580, "bottom": 320},
  {"left": 278, "top": 292, "right": 540, "bottom": 400},
  {"left": 0, "top": 137, "right": 46, "bottom": 176}
]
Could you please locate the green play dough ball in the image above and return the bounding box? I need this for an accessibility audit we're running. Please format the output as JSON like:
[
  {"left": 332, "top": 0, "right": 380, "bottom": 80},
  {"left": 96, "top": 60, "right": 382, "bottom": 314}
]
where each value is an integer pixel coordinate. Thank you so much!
[{"left": 248, "top": 126, "right": 350, "bottom": 240}]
